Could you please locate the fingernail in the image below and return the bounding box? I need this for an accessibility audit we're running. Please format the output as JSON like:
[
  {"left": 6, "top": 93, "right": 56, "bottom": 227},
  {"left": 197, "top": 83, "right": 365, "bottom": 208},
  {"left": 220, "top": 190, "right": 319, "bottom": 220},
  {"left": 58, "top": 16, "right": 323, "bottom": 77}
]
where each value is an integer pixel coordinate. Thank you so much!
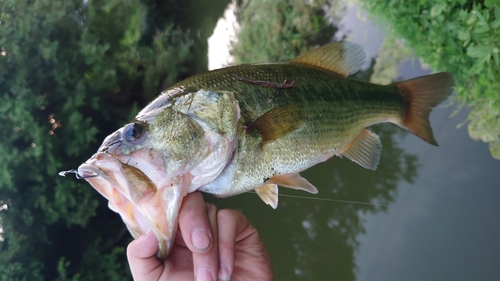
[
  {"left": 137, "top": 228, "right": 153, "bottom": 242},
  {"left": 196, "top": 267, "right": 214, "bottom": 281},
  {"left": 144, "top": 228, "right": 153, "bottom": 236},
  {"left": 192, "top": 228, "right": 211, "bottom": 251},
  {"left": 218, "top": 263, "right": 231, "bottom": 281}
]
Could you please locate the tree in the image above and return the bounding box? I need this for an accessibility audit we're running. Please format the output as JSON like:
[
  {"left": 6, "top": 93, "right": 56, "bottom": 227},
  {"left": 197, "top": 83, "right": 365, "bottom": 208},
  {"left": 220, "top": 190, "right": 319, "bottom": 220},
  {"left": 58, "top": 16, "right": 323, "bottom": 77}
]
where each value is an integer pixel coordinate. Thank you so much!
[
  {"left": 231, "top": 0, "right": 343, "bottom": 64},
  {"left": 0, "top": 0, "right": 192, "bottom": 279}
]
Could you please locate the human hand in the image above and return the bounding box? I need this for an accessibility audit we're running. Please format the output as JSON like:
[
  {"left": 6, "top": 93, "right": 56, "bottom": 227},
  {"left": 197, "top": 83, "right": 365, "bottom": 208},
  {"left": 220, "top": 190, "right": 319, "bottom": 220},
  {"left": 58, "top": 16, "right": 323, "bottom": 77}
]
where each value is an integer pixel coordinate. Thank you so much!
[{"left": 127, "top": 192, "right": 273, "bottom": 281}]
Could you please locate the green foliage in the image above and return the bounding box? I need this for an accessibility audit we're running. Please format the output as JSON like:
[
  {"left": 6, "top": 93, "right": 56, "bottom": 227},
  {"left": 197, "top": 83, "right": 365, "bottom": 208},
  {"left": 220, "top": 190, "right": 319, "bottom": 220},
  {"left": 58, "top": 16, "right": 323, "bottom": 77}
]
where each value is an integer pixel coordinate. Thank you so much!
[
  {"left": 0, "top": 0, "right": 192, "bottom": 279},
  {"left": 357, "top": 0, "right": 500, "bottom": 159},
  {"left": 142, "top": 26, "right": 192, "bottom": 101},
  {"left": 485, "top": 0, "right": 500, "bottom": 8},
  {"left": 232, "top": 0, "right": 343, "bottom": 64},
  {"left": 55, "top": 246, "right": 127, "bottom": 281},
  {"left": 370, "top": 39, "right": 413, "bottom": 85},
  {"left": 488, "top": 139, "right": 500, "bottom": 159}
]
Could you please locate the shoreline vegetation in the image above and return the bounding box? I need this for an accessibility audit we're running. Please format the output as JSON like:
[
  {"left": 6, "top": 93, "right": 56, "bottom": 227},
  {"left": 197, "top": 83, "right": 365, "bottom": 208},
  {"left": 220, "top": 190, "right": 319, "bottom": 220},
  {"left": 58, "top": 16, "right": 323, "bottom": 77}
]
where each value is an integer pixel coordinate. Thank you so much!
[{"left": 356, "top": 0, "right": 500, "bottom": 159}]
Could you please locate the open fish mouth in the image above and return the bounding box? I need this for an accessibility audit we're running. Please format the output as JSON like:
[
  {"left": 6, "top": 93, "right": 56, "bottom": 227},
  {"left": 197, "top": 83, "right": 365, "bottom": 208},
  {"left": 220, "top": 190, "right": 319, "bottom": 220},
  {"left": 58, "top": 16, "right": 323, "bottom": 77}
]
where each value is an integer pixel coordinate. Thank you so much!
[{"left": 62, "top": 152, "right": 186, "bottom": 259}]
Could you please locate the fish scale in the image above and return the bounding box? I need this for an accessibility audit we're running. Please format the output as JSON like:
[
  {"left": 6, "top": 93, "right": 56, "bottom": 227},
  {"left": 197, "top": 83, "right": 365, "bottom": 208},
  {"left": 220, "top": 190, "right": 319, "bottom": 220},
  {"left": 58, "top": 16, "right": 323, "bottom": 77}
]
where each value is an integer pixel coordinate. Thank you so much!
[
  {"left": 177, "top": 64, "right": 403, "bottom": 133},
  {"left": 164, "top": 63, "right": 405, "bottom": 196}
]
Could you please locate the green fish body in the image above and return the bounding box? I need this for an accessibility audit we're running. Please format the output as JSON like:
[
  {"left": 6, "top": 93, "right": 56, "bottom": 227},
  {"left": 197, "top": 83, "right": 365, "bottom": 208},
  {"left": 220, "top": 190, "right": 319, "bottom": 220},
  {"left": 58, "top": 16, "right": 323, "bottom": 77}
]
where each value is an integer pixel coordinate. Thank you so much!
[{"left": 66, "top": 42, "right": 454, "bottom": 259}]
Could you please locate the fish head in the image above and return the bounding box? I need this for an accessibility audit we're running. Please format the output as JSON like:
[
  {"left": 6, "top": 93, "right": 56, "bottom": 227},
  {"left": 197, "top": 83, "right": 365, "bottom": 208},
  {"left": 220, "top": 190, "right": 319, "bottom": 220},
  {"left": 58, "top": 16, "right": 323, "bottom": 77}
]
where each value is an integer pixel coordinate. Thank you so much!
[{"left": 77, "top": 90, "right": 240, "bottom": 259}]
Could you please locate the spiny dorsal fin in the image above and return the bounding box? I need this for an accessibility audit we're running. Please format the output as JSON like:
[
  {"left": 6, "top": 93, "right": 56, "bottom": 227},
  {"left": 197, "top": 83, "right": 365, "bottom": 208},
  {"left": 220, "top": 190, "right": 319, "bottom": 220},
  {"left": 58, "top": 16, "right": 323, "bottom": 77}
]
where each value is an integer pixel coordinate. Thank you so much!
[
  {"left": 268, "top": 173, "right": 318, "bottom": 194},
  {"left": 255, "top": 184, "right": 279, "bottom": 209},
  {"left": 339, "top": 129, "right": 382, "bottom": 170},
  {"left": 289, "top": 41, "right": 366, "bottom": 77},
  {"left": 249, "top": 104, "right": 304, "bottom": 145}
]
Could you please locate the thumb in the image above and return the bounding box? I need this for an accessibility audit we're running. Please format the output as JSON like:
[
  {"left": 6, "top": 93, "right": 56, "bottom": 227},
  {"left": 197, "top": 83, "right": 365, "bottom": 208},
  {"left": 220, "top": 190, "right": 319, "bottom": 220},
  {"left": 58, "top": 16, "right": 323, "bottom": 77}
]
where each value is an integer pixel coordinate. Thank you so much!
[{"left": 127, "top": 229, "right": 163, "bottom": 280}]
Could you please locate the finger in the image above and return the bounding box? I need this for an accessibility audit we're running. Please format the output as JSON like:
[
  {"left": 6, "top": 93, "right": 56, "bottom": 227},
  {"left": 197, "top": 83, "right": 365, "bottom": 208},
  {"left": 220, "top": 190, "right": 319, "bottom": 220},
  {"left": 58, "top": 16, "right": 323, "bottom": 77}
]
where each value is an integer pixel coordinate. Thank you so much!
[
  {"left": 216, "top": 209, "right": 240, "bottom": 281},
  {"left": 178, "top": 192, "right": 218, "bottom": 280},
  {"left": 178, "top": 192, "right": 213, "bottom": 253},
  {"left": 192, "top": 202, "right": 219, "bottom": 281},
  {"left": 127, "top": 229, "right": 163, "bottom": 280}
]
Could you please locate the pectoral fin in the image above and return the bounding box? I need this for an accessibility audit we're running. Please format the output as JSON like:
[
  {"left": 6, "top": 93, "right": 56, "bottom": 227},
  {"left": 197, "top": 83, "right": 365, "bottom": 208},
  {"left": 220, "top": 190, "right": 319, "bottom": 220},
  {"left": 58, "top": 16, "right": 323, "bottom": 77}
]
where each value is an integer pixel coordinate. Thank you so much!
[
  {"left": 250, "top": 103, "right": 304, "bottom": 145},
  {"left": 339, "top": 129, "right": 382, "bottom": 170},
  {"left": 255, "top": 183, "right": 279, "bottom": 209},
  {"left": 268, "top": 173, "right": 318, "bottom": 194}
]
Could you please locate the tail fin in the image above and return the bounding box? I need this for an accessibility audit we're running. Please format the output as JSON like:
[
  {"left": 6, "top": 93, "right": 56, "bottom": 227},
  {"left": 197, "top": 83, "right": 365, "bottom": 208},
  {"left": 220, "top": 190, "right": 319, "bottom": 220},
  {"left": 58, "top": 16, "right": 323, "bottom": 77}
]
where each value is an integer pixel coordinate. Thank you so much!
[{"left": 393, "top": 72, "right": 454, "bottom": 146}]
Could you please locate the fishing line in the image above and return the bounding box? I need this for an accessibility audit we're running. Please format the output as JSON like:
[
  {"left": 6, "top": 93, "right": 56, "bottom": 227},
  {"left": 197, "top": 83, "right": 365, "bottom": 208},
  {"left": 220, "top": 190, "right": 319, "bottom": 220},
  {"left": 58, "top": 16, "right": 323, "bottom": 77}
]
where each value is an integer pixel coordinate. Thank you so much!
[
  {"left": 246, "top": 192, "right": 500, "bottom": 219},
  {"left": 247, "top": 191, "right": 390, "bottom": 207}
]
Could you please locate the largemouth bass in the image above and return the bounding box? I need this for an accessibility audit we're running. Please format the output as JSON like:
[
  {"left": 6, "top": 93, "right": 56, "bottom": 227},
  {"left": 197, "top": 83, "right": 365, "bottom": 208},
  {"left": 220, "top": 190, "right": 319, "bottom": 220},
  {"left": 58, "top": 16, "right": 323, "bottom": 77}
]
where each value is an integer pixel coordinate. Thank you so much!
[{"left": 60, "top": 42, "right": 454, "bottom": 259}]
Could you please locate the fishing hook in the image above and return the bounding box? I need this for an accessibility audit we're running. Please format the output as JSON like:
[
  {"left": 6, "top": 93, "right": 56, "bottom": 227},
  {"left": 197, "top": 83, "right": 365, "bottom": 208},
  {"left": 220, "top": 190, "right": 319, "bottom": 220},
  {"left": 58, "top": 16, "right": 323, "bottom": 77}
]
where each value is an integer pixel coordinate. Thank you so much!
[{"left": 58, "top": 169, "right": 98, "bottom": 179}]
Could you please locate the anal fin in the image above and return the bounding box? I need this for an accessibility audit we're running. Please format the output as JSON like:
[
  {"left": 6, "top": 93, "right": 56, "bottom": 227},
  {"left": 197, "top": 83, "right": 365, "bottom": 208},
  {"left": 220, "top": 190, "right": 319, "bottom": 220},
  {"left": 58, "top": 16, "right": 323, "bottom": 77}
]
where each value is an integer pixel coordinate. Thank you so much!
[
  {"left": 255, "top": 184, "right": 279, "bottom": 209},
  {"left": 268, "top": 173, "right": 318, "bottom": 194},
  {"left": 339, "top": 129, "right": 382, "bottom": 170}
]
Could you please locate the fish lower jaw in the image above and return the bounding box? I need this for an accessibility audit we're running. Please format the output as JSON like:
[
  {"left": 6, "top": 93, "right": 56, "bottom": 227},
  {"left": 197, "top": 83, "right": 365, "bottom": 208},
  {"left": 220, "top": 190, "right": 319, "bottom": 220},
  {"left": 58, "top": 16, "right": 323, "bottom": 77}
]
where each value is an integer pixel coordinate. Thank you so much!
[
  {"left": 100, "top": 174, "right": 184, "bottom": 259},
  {"left": 140, "top": 207, "right": 171, "bottom": 259},
  {"left": 118, "top": 187, "right": 181, "bottom": 260},
  {"left": 120, "top": 202, "right": 171, "bottom": 259}
]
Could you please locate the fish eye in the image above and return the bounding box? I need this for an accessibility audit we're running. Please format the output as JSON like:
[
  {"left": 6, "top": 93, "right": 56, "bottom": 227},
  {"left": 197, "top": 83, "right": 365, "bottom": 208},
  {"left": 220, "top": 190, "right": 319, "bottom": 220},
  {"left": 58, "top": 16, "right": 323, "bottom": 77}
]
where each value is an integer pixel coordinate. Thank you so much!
[{"left": 123, "top": 122, "right": 146, "bottom": 143}]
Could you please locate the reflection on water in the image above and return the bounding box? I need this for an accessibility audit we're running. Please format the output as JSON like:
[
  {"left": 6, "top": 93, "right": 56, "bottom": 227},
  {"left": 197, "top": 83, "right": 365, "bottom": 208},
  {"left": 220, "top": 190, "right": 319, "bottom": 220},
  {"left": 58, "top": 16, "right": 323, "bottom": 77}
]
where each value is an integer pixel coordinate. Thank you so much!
[
  {"left": 0, "top": 200, "right": 7, "bottom": 242},
  {"left": 176, "top": 0, "right": 233, "bottom": 74},
  {"left": 207, "top": 0, "right": 238, "bottom": 70}
]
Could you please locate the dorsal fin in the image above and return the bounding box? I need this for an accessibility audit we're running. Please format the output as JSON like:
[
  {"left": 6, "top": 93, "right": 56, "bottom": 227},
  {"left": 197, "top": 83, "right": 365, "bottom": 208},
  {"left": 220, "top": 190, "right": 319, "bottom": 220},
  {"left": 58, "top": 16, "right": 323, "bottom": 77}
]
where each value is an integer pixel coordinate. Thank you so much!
[
  {"left": 249, "top": 103, "right": 304, "bottom": 145},
  {"left": 339, "top": 129, "right": 382, "bottom": 170},
  {"left": 268, "top": 173, "right": 318, "bottom": 194},
  {"left": 289, "top": 41, "right": 366, "bottom": 77},
  {"left": 255, "top": 184, "right": 279, "bottom": 209}
]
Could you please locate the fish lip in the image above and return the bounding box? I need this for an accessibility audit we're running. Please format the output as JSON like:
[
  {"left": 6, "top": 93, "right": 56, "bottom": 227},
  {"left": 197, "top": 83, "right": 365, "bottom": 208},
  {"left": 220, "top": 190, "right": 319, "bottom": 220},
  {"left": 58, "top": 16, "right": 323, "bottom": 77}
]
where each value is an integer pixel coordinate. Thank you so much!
[{"left": 77, "top": 164, "right": 101, "bottom": 179}]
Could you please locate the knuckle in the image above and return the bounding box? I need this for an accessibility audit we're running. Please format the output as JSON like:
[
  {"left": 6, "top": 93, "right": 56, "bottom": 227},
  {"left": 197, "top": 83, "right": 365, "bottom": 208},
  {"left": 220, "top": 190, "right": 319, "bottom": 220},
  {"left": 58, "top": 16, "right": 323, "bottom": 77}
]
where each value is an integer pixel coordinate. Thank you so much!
[{"left": 217, "top": 208, "right": 238, "bottom": 221}]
